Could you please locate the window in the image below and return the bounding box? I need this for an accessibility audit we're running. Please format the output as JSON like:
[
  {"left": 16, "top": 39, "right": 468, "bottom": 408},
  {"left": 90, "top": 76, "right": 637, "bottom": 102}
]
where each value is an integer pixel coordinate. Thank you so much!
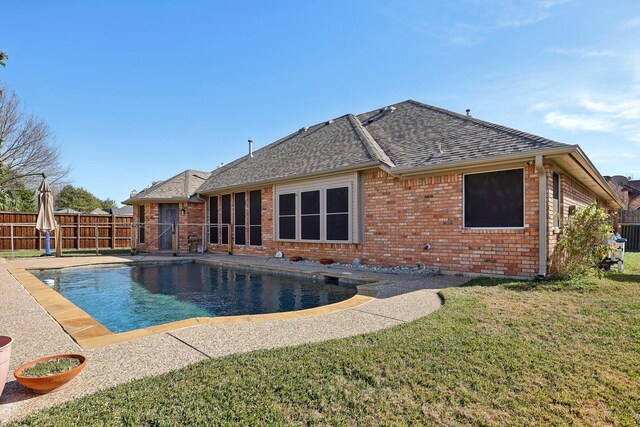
[
  {"left": 552, "top": 172, "right": 560, "bottom": 228},
  {"left": 301, "top": 190, "right": 320, "bottom": 240},
  {"left": 221, "top": 194, "right": 231, "bottom": 244},
  {"left": 278, "top": 193, "right": 296, "bottom": 240},
  {"left": 234, "top": 192, "right": 246, "bottom": 245},
  {"left": 275, "top": 178, "right": 355, "bottom": 242},
  {"left": 249, "top": 190, "right": 262, "bottom": 246},
  {"left": 209, "top": 196, "right": 218, "bottom": 244},
  {"left": 464, "top": 168, "right": 524, "bottom": 228},
  {"left": 138, "top": 205, "right": 145, "bottom": 244},
  {"left": 326, "top": 187, "right": 349, "bottom": 241}
]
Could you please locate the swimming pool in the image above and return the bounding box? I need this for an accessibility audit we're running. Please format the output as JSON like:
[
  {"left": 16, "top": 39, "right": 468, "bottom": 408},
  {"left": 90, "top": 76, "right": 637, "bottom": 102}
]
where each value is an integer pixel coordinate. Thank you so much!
[{"left": 29, "top": 261, "right": 359, "bottom": 333}]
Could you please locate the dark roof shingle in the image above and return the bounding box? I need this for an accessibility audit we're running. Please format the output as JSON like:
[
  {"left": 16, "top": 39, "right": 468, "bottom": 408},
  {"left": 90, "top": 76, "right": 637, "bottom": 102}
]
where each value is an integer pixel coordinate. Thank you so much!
[
  {"left": 124, "top": 170, "right": 211, "bottom": 204},
  {"left": 197, "top": 100, "right": 570, "bottom": 193}
]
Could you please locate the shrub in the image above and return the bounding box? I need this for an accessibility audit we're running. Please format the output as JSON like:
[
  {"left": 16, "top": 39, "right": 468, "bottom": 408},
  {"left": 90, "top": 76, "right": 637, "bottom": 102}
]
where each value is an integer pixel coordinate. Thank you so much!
[{"left": 550, "top": 202, "right": 613, "bottom": 279}]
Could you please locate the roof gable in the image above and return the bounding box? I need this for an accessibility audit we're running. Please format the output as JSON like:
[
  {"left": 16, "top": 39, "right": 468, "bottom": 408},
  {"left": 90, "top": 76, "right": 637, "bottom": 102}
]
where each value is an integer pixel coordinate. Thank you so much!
[{"left": 124, "top": 170, "right": 210, "bottom": 204}]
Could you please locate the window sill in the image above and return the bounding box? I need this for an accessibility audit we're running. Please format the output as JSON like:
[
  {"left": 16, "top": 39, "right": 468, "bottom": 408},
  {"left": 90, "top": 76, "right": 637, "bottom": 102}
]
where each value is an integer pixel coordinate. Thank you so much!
[
  {"left": 462, "top": 227, "right": 526, "bottom": 233},
  {"left": 277, "top": 239, "right": 354, "bottom": 244}
]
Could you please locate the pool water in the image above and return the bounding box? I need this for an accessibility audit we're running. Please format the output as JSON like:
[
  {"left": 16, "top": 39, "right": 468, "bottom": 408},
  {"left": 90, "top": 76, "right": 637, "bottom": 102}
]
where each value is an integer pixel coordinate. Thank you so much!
[{"left": 30, "top": 261, "right": 358, "bottom": 333}]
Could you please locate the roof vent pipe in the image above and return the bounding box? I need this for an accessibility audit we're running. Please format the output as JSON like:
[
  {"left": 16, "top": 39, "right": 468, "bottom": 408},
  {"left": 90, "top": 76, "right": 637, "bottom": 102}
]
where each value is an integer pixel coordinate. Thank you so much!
[
  {"left": 248, "top": 139, "right": 253, "bottom": 158},
  {"left": 466, "top": 109, "right": 471, "bottom": 117}
]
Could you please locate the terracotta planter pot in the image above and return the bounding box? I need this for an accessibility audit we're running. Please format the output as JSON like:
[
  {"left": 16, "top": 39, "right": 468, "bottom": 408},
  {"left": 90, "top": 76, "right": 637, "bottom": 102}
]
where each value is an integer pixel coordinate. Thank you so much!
[
  {"left": 0, "top": 336, "right": 12, "bottom": 398},
  {"left": 14, "top": 354, "right": 87, "bottom": 394},
  {"left": 289, "top": 256, "right": 303, "bottom": 262},
  {"left": 319, "top": 258, "right": 334, "bottom": 265}
]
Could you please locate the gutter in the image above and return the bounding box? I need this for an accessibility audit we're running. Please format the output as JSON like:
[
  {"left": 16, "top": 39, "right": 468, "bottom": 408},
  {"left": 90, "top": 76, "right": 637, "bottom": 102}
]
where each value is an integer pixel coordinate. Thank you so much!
[
  {"left": 535, "top": 154, "right": 547, "bottom": 278},
  {"left": 571, "top": 147, "right": 624, "bottom": 208},
  {"left": 389, "top": 146, "right": 578, "bottom": 176},
  {"left": 121, "top": 196, "right": 193, "bottom": 205}
]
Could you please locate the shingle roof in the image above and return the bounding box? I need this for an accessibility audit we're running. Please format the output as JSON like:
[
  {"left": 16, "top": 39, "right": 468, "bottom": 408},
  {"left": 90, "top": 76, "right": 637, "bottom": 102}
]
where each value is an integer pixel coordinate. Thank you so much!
[
  {"left": 624, "top": 180, "right": 640, "bottom": 193},
  {"left": 197, "top": 100, "right": 570, "bottom": 193},
  {"left": 124, "top": 170, "right": 211, "bottom": 204},
  {"left": 197, "top": 115, "right": 384, "bottom": 193},
  {"left": 111, "top": 206, "right": 133, "bottom": 216},
  {"left": 357, "top": 100, "right": 567, "bottom": 168}
]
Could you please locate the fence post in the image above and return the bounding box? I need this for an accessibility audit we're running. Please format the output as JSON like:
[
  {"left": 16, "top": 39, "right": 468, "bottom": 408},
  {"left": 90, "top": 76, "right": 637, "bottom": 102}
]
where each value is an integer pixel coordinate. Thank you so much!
[
  {"left": 131, "top": 223, "right": 136, "bottom": 255},
  {"left": 202, "top": 223, "right": 205, "bottom": 253},
  {"left": 10, "top": 224, "right": 14, "bottom": 257},
  {"left": 111, "top": 214, "right": 116, "bottom": 249},
  {"left": 95, "top": 223, "right": 99, "bottom": 255},
  {"left": 76, "top": 213, "right": 81, "bottom": 250},
  {"left": 172, "top": 222, "right": 177, "bottom": 256}
]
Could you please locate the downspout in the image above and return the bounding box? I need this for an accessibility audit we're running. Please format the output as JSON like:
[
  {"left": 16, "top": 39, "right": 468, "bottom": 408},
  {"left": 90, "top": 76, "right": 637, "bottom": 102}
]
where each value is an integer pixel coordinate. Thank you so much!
[{"left": 535, "top": 155, "right": 547, "bottom": 277}]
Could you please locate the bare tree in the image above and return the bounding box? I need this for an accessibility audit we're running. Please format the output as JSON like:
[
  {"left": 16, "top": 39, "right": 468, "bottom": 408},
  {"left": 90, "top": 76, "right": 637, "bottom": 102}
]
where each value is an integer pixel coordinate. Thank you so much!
[{"left": 0, "top": 86, "right": 70, "bottom": 189}]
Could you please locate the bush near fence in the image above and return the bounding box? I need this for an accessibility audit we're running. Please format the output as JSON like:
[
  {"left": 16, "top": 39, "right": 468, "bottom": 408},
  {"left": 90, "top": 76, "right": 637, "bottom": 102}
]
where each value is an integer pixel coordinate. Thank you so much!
[{"left": 0, "top": 211, "right": 132, "bottom": 251}]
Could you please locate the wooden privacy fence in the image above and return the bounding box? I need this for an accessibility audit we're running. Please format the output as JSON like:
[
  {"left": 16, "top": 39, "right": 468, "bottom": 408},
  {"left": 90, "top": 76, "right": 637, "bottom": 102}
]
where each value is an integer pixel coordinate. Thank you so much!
[
  {"left": 0, "top": 211, "right": 132, "bottom": 251},
  {"left": 620, "top": 210, "right": 640, "bottom": 252}
]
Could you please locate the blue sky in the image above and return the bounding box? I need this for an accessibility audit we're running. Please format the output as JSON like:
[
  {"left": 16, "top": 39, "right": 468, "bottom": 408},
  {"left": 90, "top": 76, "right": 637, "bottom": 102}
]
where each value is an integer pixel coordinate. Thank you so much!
[{"left": 2, "top": 0, "right": 639, "bottom": 204}]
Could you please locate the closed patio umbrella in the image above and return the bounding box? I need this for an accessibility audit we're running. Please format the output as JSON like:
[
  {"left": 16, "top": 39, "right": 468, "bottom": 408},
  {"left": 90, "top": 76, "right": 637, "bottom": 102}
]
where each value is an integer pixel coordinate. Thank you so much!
[{"left": 36, "top": 176, "right": 57, "bottom": 256}]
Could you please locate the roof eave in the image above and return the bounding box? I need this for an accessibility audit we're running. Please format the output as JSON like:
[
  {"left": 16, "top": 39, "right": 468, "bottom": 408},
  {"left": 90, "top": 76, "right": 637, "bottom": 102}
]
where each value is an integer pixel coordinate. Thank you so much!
[
  {"left": 389, "top": 145, "right": 622, "bottom": 208},
  {"left": 122, "top": 196, "right": 197, "bottom": 205},
  {"left": 389, "top": 146, "right": 578, "bottom": 176},
  {"left": 568, "top": 147, "right": 624, "bottom": 208}
]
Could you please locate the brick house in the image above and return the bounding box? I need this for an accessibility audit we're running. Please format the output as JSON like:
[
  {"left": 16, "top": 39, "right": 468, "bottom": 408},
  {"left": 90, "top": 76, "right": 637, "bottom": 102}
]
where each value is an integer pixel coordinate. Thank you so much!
[
  {"left": 195, "top": 100, "right": 621, "bottom": 278},
  {"left": 123, "top": 170, "right": 210, "bottom": 253},
  {"left": 605, "top": 177, "right": 640, "bottom": 211}
]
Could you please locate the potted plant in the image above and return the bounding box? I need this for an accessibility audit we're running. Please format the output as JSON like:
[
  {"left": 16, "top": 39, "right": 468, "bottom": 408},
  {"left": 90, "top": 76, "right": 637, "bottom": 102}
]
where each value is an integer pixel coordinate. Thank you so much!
[
  {"left": 0, "top": 336, "right": 12, "bottom": 397},
  {"left": 14, "top": 354, "right": 86, "bottom": 394}
]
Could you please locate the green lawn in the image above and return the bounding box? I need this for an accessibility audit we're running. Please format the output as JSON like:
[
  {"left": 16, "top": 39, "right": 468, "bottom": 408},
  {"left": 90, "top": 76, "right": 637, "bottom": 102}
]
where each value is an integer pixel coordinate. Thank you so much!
[{"left": 10, "top": 254, "right": 640, "bottom": 426}]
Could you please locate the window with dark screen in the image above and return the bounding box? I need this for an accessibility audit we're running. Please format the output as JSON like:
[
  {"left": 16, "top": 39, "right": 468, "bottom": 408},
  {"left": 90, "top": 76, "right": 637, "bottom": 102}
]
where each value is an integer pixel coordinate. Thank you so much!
[
  {"left": 221, "top": 194, "right": 231, "bottom": 244},
  {"left": 553, "top": 172, "right": 560, "bottom": 228},
  {"left": 326, "top": 187, "right": 349, "bottom": 240},
  {"left": 278, "top": 193, "right": 296, "bottom": 239},
  {"left": 464, "top": 169, "right": 524, "bottom": 228},
  {"left": 234, "top": 192, "right": 246, "bottom": 245},
  {"left": 275, "top": 180, "right": 355, "bottom": 242},
  {"left": 138, "top": 205, "right": 145, "bottom": 244},
  {"left": 249, "top": 190, "right": 261, "bottom": 246},
  {"left": 301, "top": 190, "right": 320, "bottom": 240},
  {"left": 209, "top": 196, "right": 218, "bottom": 244}
]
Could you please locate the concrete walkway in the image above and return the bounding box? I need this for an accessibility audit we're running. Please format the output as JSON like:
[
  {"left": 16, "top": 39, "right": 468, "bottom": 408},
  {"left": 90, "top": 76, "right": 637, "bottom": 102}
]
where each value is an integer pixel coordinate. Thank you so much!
[{"left": 0, "top": 254, "right": 466, "bottom": 423}]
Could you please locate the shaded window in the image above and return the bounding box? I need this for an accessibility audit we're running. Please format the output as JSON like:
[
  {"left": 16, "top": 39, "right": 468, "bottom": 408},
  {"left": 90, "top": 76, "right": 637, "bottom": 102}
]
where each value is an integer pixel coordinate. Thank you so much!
[
  {"left": 279, "top": 193, "right": 296, "bottom": 239},
  {"left": 138, "top": 205, "right": 145, "bottom": 244},
  {"left": 553, "top": 172, "right": 560, "bottom": 228},
  {"left": 221, "top": 194, "right": 231, "bottom": 244},
  {"left": 464, "top": 169, "right": 524, "bottom": 228},
  {"left": 209, "top": 196, "right": 218, "bottom": 244},
  {"left": 301, "top": 190, "right": 320, "bottom": 240},
  {"left": 249, "top": 190, "right": 262, "bottom": 246},
  {"left": 326, "top": 187, "right": 349, "bottom": 240},
  {"left": 234, "top": 192, "right": 246, "bottom": 245}
]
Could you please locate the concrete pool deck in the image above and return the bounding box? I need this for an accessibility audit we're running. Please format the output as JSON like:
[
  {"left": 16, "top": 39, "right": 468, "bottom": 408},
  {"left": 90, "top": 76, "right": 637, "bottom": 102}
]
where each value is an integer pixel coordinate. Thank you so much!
[{"left": 0, "top": 254, "right": 466, "bottom": 423}]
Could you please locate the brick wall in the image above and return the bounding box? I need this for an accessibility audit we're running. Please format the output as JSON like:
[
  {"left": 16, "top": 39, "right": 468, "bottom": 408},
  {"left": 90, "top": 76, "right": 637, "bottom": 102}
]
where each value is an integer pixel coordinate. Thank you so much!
[
  {"left": 132, "top": 201, "right": 206, "bottom": 252},
  {"left": 547, "top": 171, "right": 602, "bottom": 257},
  {"left": 206, "top": 164, "right": 545, "bottom": 277}
]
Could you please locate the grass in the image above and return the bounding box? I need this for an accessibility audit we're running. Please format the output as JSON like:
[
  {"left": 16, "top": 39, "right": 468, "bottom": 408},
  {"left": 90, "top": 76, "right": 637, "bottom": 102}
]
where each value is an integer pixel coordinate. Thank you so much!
[
  {"left": 10, "top": 254, "right": 640, "bottom": 426},
  {"left": 20, "top": 358, "right": 81, "bottom": 378},
  {"left": 0, "top": 249, "right": 131, "bottom": 258}
]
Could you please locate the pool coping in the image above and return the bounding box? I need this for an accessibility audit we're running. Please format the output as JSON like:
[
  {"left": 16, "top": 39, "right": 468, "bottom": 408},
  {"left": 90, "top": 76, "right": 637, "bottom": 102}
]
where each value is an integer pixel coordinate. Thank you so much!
[{"left": 9, "top": 258, "right": 382, "bottom": 350}]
